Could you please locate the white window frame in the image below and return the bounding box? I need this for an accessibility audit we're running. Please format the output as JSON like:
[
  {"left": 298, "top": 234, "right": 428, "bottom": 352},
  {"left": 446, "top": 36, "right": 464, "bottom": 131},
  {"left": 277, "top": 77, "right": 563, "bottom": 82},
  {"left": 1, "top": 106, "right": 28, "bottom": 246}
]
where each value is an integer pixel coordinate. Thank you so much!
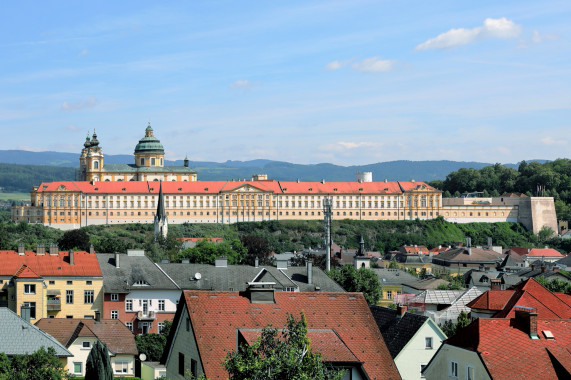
[
  {"left": 466, "top": 365, "right": 475, "bottom": 380},
  {"left": 425, "top": 337, "right": 433, "bottom": 349},
  {"left": 126, "top": 322, "right": 133, "bottom": 332},
  {"left": 125, "top": 299, "right": 133, "bottom": 311},
  {"left": 24, "top": 284, "right": 36, "bottom": 294},
  {"left": 449, "top": 360, "right": 458, "bottom": 378},
  {"left": 158, "top": 299, "right": 165, "bottom": 311},
  {"left": 82, "top": 341, "right": 91, "bottom": 349},
  {"left": 111, "top": 293, "right": 119, "bottom": 302},
  {"left": 114, "top": 360, "right": 129, "bottom": 374},
  {"left": 73, "top": 362, "right": 83, "bottom": 375},
  {"left": 111, "top": 310, "right": 118, "bottom": 319},
  {"left": 158, "top": 322, "right": 165, "bottom": 334}
]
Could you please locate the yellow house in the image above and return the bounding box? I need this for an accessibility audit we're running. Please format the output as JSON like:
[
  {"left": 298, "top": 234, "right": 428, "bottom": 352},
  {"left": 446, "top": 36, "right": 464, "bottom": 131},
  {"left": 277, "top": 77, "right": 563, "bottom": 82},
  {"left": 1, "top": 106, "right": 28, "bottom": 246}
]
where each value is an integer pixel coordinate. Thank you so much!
[
  {"left": 0, "top": 245, "right": 103, "bottom": 323},
  {"left": 372, "top": 268, "right": 419, "bottom": 307}
]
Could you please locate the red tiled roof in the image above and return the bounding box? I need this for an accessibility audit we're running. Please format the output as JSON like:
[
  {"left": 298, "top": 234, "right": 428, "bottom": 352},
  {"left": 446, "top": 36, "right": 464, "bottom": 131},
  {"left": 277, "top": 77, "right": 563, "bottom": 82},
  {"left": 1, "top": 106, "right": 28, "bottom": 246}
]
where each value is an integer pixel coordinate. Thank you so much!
[
  {"left": 279, "top": 181, "right": 436, "bottom": 194},
  {"left": 510, "top": 247, "right": 529, "bottom": 256},
  {"left": 468, "top": 279, "right": 571, "bottom": 319},
  {"left": 401, "top": 245, "right": 429, "bottom": 254},
  {"left": 14, "top": 264, "right": 41, "bottom": 278},
  {"left": 179, "top": 291, "right": 400, "bottom": 380},
  {"left": 526, "top": 248, "right": 564, "bottom": 258},
  {"left": 238, "top": 329, "right": 360, "bottom": 363},
  {"left": 444, "top": 317, "right": 571, "bottom": 379},
  {"left": 0, "top": 251, "right": 102, "bottom": 277},
  {"left": 467, "top": 290, "right": 514, "bottom": 311}
]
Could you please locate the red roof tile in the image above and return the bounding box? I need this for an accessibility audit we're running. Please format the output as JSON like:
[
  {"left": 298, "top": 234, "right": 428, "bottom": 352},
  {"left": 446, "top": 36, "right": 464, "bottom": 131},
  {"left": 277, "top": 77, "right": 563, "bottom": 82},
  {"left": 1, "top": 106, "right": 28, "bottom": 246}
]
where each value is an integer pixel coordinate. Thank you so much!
[
  {"left": 445, "top": 317, "right": 571, "bottom": 380},
  {"left": 179, "top": 291, "right": 400, "bottom": 380},
  {"left": 0, "top": 251, "right": 102, "bottom": 277},
  {"left": 239, "top": 329, "right": 360, "bottom": 363},
  {"left": 526, "top": 248, "right": 564, "bottom": 258},
  {"left": 468, "top": 279, "right": 571, "bottom": 319},
  {"left": 14, "top": 264, "right": 41, "bottom": 278}
]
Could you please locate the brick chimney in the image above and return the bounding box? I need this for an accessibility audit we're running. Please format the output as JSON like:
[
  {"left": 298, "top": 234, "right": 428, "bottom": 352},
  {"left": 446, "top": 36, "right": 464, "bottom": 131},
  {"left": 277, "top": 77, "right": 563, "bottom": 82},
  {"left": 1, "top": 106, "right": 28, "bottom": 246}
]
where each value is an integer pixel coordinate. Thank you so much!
[
  {"left": 553, "top": 267, "right": 560, "bottom": 273},
  {"left": 515, "top": 309, "right": 538, "bottom": 339},
  {"left": 17, "top": 244, "right": 25, "bottom": 255},
  {"left": 36, "top": 244, "right": 45, "bottom": 255},
  {"left": 89, "top": 245, "right": 95, "bottom": 254},
  {"left": 491, "top": 279, "right": 501, "bottom": 291},
  {"left": 69, "top": 250, "right": 74, "bottom": 266},
  {"left": 49, "top": 243, "right": 58, "bottom": 255},
  {"left": 397, "top": 304, "right": 407, "bottom": 317},
  {"left": 541, "top": 266, "right": 546, "bottom": 273}
]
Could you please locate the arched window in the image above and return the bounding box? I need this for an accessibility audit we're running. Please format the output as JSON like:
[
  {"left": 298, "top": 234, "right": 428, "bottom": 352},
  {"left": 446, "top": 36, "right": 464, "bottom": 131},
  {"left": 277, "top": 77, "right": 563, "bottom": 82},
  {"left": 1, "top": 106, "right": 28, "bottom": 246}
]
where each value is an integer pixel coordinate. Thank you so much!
[
  {"left": 151, "top": 158, "right": 156, "bottom": 166},
  {"left": 93, "top": 161, "right": 99, "bottom": 169}
]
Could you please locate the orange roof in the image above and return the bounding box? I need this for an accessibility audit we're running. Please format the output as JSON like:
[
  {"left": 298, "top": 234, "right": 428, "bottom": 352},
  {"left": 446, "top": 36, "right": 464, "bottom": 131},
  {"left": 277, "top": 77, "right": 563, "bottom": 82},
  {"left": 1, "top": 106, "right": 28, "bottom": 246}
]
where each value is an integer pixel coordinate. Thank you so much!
[
  {"left": 178, "top": 237, "right": 223, "bottom": 242},
  {"left": 0, "top": 251, "right": 102, "bottom": 277},
  {"left": 444, "top": 317, "right": 571, "bottom": 379},
  {"left": 468, "top": 279, "right": 571, "bottom": 319},
  {"left": 176, "top": 291, "right": 401, "bottom": 380},
  {"left": 526, "top": 248, "right": 564, "bottom": 258},
  {"left": 14, "top": 265, "right": 41, "bottom": 278},
  {"left": 279, "top": 181, "right": 436, "bottom": 194}
]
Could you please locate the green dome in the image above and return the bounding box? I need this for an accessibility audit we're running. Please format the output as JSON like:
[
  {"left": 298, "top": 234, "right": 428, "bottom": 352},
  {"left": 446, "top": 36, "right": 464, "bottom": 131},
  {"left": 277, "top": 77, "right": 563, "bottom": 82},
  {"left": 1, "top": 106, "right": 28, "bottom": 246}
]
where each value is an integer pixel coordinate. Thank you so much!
[
  {"left": 134, "top": 123, "right": 165, "bottom": 154},
  {"left": 134, "top": 136, "right": 165, "bottom": 154}
]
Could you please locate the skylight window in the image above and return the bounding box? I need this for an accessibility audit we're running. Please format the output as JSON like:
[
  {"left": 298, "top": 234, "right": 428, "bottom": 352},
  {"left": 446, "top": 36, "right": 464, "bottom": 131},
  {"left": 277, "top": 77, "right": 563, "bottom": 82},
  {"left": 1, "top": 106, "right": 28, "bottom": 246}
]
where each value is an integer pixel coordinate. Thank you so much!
[{"left": 542, "top": 330, "right": 554, "bottom": 339}]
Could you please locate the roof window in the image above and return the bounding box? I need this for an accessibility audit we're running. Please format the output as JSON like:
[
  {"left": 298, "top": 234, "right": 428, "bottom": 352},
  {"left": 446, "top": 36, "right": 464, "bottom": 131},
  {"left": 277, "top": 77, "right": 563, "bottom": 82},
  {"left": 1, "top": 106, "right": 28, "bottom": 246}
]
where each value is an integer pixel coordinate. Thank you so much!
[{"left": 542, "top": 330, "right": 554, "bottom": 339}]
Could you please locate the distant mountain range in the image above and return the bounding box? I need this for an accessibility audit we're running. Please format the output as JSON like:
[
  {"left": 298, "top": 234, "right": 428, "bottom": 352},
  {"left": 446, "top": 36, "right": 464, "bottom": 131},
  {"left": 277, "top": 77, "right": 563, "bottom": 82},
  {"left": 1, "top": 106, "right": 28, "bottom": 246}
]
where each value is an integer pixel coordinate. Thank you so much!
[{"left": 0, "top": 149, "right": 547, "bottom": 186}]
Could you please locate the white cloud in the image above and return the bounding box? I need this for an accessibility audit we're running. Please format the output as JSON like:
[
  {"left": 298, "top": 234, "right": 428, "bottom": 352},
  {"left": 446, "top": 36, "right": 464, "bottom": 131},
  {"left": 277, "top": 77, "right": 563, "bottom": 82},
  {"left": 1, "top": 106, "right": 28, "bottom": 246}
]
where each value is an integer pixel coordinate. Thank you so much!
[
  {"left": 338, "top": 141, "right": 379, "bottom": 149},
  {"left": 78, "top": 49, "right": 88, "bottom": 56},
  {"left": 541, "top": 137, "right": 567, "bottom": 146},
  {"left": 351, "top": 57, "right": 394, "bottom": 73},
  {"left": 416, "top": 17, "right": 521, "bottom": 50},
  {"left": 63, "top": 125, "right": 81, "bottom": 131},
  {"left": 61, "top": 97, "right": 97, "bottom": 111},
  {"left": 229, "top": 80, "right": 257, "bottom": 90},
  {"left": 325, "top": 60, "right": 349, "bottom": 70}
]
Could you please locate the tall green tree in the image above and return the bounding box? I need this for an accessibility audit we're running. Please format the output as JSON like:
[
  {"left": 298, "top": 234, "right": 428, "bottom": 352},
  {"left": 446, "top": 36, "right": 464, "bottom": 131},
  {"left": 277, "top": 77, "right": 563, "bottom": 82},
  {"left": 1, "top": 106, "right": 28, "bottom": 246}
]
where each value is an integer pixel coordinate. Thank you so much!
[
  {"left": 327, "top": 265, "right": 381, "bottom": 304},
  {"left": 224, "top": 313, "right": 345, "bottom": 380},
  {"left": 57, "top": 229, "right": 91, "bottom": 251},
  {"left": 85, "top": 341, "right": 113, "bottom": 380}
]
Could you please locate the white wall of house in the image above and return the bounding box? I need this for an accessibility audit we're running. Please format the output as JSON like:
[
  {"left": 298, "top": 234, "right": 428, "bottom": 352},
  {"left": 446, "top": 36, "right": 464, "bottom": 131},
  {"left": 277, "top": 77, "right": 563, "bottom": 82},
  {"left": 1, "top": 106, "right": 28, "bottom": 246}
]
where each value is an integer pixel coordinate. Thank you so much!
[
  {"left": 394, "top": 320, "right": 446, "bottom": 380},
  {"left": 423, "top": 344, "right": 490, "bottom": 380},
  {"left": 126, "top": 290, "right": 180, "bottom": 313},
  {"left": 66, "top": 337, "right": 136, "bottom": 377}
]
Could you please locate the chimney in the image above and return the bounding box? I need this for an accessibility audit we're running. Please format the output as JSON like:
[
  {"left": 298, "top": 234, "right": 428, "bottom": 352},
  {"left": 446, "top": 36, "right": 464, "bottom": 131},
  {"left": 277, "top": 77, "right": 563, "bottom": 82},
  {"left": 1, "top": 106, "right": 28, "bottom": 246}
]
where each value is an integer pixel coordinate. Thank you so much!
[
  {"left": 94, "top": 311, "right": 101, "bottom": 322},
  {"left": 36, "top": 244, "right": 45, "bottom": 255},
  {"left": 248, "top": 285, "right": 275, "bottom": 304},
  {"left": 531, "top": 264, "right": 536, "bottom": 270},
  {"left": 49, "top": 243, "right": 58, "bottom": 255},
  {"left": 20, "top": 304, "right": 31, "bottom": 323},
  {"left": 254, "top": 257, "right": 259, "bottom": 268},
  {"left": 397, "top": 304, "right": 407, "bottom": 317},
  {"left": 466, "top": 237, "right": 472, "bottom": 247},
  {"left": 69, "top": 250, "right": 74, "bottom": 266},
  {"left": 491, "top": 279, "right": 501, "bottom": 290},
  {"left": 467, "top": 247, "right": 472, "bottom": 255},
  {"left": 18, "top": 244, "right": 25, "bottom": 255},
  {"left": 306, "top": 260, "right": 313, "bottom": 285},
  {"left": 321, "top": 179, "right": 325, "bottom": 184},
  {"left": 515, "top": 309, "right": 538, "bottom": 339},
  {"left": 276, "top": 259, "right": 288, "bottom": 270},
  {"left": 89, "top": 245, "right": 95, "bottom": 254},
  {"left": 115, "top": 253, "right": 120, "bottom": 268},
  {"left": 553, "top": 266, "right": 560, "bottom": 273},
  {"left": 181, "top": 258, "right": 190, "bottom": 264},
  {"left": 339, "top": 248, "right": 342, "bottom": 259},
  {"left": 215, "top": 257, "right": 228, "bottom": 268},
  {"left": 541, "top": 266, "right": 546, "bottom": 273}
]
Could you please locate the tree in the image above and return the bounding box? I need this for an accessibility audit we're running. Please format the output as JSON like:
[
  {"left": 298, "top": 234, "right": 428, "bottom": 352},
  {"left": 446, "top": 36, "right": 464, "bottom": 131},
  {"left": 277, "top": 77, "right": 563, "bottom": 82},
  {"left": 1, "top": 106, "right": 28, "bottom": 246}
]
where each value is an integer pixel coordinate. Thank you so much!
[
  {"left": 85, "top": 341, "right": 113, "bottom": 380},
  {"left": 327, "top": 265, "right": 381, "bottom": 304},
  {"left": 439, "top": 311, "right": 471, "bottom": 338},
  {"left": 8, "top": 347, "right": 69, "bottom": 380},
  {"left": 178, "top": 239, "right": 247, "bottom": 265},
  {"left": 290, "top": 251, "right": 339, "bottom": 270},
  {"left": 58, "top": 229, "right": 91, "bottom": 251},
  {"left": 536, "top": 276, "right": 571, "bottom": 294},
  {"left": 135, "top": 333, "right": 167, "bottom": 362},
  {"left": 537, "top": 226, "right": 555, "bottom": 242},
  {"left": 241, "top": 234, "right": 272, "bottom": 265},
  {"left": 224, "top": 313, "right": 345, "bottom": 380}
]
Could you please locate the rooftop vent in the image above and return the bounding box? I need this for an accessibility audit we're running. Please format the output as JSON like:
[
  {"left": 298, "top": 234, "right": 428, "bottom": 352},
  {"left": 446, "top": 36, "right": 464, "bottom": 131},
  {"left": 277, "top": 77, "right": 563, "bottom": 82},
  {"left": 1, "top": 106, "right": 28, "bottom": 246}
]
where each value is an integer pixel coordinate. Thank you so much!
[{"left": 215, "top": 257, "right": 228, "bottom": 268}]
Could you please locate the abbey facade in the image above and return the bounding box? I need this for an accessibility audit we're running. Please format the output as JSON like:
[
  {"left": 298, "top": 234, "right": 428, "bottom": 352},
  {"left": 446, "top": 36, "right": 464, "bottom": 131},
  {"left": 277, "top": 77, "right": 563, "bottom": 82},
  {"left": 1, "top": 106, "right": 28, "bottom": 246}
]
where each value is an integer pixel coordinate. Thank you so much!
[{"left": 11, "top": 126, "right": 557, "bottom": 234}]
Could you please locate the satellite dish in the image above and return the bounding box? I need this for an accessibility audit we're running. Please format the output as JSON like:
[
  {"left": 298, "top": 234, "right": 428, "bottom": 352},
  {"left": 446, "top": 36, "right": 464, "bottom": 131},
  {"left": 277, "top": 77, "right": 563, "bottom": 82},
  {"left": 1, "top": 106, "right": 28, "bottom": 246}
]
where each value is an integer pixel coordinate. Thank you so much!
[
  {"left": 139, "top": 353, "right": 147, "bottom": 361},
  {"left": 195, "top": 272, "right": 202, "bottom": 280}
]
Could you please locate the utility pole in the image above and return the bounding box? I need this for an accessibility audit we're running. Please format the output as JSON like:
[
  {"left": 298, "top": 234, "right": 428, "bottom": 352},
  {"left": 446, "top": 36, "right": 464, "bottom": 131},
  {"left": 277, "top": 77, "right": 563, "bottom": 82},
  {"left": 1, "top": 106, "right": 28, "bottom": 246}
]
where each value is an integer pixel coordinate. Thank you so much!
[{"left": 323, "top": 197, "right": 332, "bottom": 271}]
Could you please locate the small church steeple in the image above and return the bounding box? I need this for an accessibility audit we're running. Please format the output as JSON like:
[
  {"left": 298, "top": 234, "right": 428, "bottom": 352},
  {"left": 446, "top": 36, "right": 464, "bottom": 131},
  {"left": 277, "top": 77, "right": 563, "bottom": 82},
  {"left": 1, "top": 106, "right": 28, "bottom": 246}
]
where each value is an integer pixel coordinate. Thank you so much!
[{"left": 154, "top": 182, "right": 168, "bottom": 240}]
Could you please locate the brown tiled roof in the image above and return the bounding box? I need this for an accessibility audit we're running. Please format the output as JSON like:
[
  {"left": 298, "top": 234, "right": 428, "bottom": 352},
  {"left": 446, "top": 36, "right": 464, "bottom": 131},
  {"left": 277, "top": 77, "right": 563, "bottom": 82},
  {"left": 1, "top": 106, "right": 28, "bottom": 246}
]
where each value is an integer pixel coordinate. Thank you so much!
[
  {"left": 467, "top": 290, "right": 513, "bottom": 311},
  {"left": 434, "top": 247, "right": 503, "bottom": 263},
  {"left": 35, "top": 319, "right": 137, "bottom": 355},
  {"left": 176, "top": 291, "right": 400, "bottom": 380},
  {"left": 444, "top": 317, "right": 571, "bottom": 379}
]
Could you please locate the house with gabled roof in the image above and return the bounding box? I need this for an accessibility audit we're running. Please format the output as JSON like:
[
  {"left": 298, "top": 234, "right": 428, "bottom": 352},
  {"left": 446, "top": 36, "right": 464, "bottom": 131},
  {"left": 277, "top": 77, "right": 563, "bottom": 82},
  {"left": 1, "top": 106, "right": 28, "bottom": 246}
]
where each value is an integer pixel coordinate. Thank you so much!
[
  {"left": 370, "top": 305, "right": 446, "bottom": 380},
  {"left": 422, "top": 309, "right": 571, "bottom": 380},
  {"left": 97, "top": 250, "right": 181, "bottom": 335},
  {"left": 431, "top": 246, "right": 504, "bottom": 276},
  {"left": 162, "top": 289, "right": 401, "bottom": 379},
  {"left": 467, "top": 278, "right": 571, "bottom": 320},
  {"left": 509, "top": 246, "right": 565, "bottom": 265},
  {"left": 0, "top": 245, "right": 103, "bottom": 322},
  {"left": 0, "top": 307, "right": 71, "bottom": 366},
  {"left": 36, "top": 318, "right": 138, "bottom": 377}
]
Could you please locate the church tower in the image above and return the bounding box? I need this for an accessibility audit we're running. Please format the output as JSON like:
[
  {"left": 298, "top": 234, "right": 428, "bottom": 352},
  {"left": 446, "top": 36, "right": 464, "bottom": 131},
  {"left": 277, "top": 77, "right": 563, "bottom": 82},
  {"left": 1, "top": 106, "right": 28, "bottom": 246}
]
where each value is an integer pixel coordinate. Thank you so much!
[
  {"left": 154, "top": 182, "right": 168, "bottom": 240},
  {"left": 134, "top": 122, "right": 165, "bottom": 169},
  {"left": 85, "top": 130, "right": 104, "bottom": 182}
]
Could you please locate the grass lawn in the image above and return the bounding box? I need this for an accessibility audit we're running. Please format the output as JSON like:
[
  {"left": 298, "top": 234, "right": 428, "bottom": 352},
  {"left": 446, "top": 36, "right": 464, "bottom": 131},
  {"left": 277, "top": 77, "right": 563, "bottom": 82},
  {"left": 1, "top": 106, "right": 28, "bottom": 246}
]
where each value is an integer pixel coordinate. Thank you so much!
[{"left": 0, "top": 192, "right": 29, "bottom": 202}]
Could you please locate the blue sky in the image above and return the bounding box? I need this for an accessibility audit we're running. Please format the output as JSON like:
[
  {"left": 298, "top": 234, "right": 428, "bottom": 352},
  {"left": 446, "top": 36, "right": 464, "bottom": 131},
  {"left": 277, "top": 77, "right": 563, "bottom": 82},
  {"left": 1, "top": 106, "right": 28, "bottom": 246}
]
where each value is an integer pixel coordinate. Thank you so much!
[{"left": 1, "top": 1, "right": 570, "bottom": 165}]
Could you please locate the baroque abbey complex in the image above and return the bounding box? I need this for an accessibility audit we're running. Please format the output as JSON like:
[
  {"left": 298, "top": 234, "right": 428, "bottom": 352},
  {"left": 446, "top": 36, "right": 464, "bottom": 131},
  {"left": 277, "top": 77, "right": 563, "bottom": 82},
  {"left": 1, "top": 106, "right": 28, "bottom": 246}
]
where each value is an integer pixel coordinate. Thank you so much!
[{"left": 12, "top": 125, "right": 557, "bottom": 233}]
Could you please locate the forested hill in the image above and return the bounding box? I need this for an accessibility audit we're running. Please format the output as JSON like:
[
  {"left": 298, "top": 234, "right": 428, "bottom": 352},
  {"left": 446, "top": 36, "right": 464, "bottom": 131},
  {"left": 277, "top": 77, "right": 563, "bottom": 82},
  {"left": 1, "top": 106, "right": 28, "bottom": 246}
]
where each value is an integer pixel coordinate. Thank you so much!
[{"left": 0, "top": 149, "right": 540, "bottom": 192}]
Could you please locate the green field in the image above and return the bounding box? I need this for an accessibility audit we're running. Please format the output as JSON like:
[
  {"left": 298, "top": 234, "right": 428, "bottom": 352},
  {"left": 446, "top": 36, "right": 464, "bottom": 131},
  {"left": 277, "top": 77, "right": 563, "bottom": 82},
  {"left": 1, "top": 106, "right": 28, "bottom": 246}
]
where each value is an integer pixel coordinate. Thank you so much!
[{"left": 0, "top": 192, "right": 29, "bottom": 201}]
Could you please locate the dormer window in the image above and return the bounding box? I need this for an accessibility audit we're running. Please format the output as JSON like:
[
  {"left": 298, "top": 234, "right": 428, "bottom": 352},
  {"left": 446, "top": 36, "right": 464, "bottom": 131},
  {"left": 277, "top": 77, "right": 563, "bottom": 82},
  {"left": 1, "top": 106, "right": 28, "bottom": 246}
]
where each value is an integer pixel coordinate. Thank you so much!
[{"left": 133, "top": 280, "right": 150, "bottom": 286}]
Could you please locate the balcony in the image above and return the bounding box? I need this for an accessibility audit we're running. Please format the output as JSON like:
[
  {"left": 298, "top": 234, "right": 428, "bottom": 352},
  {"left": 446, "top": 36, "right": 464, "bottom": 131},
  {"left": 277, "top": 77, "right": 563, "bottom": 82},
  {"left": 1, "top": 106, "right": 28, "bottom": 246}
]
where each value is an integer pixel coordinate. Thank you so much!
[
  {"left": 47, "top": 298, "right": 61, "bottom": 311},
  {"left": 137, "top": 310, "right": 156, "bottom": 320}
]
